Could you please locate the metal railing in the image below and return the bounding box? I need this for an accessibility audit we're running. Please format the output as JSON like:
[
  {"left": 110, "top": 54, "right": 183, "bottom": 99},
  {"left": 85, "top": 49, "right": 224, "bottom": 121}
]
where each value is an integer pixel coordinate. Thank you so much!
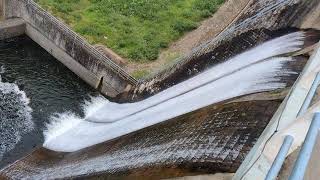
[
  {"left": 265, "top": 135, "right": 294, "bottom": 180},
  {"left": 289, "top": 113, "right": 320, "bottom": 180},
  {"left": 265, "top": 71, "right": 320, "bottom": 180},
  {"left": 297, "top": 72, "right": 320, "bottom": 116}
]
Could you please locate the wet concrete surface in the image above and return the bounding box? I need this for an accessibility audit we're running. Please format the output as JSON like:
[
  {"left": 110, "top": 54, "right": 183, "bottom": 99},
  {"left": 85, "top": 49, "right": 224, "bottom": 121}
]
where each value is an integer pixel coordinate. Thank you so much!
[{"left": 0, "top": 97, "right": 282, "bottom": 179}]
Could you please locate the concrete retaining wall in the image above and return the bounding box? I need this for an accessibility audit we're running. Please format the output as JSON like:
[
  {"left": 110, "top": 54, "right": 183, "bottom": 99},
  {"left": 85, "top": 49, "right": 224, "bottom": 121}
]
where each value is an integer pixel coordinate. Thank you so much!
[
  {"left": 0, "top": 18, "right": 25, "bottom": 40},
  {"left": 2, "top": 0, "right": 137, "bottom": 97}
]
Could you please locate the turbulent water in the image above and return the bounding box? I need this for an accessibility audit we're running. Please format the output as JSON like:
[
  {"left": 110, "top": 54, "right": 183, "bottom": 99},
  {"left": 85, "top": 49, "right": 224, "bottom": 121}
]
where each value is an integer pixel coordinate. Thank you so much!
[
  {"left": 44, "top": 31, "right": 307, "bottom": 152},
  {"left": 0, "top": 36, "right": 96, "bottom": 168},
  {"left": 0, "top": 67, "right": 34, "bottom": 161}
]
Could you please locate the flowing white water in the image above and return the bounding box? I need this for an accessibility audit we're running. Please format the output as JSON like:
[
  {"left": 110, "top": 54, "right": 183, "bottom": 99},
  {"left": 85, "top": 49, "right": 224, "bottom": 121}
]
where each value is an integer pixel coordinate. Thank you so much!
[
  {"left": 0, "top": 67, "right": 34, "bottom": 160},
  {"left": 86, "top": 32, "right": 305, "bottom": 123},
  {"left": 44, "top": 32, "right": 306, "bottom": 152}
]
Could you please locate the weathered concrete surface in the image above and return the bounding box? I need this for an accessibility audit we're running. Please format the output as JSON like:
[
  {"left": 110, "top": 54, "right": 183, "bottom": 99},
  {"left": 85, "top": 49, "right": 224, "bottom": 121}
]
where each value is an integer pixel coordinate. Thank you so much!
[
  {"left": 0, "top": 18, "right": 25, "bottom": 40},
  {"left": 302, "top": 132, "right": 320, "bottom": 180},
  {"left": 0, "top": 0, "right": 4, "bottom": 21},
  {"left": 119, "top": 0, "right": 320, "bottom": 102},
  {"left": 3, "top": 0, "right": 137, "bottom": 97},
  {"left": 300, "top": 1, "right": 320, "bottom": 30},
  {"left": 167, "top": 173, "right": 233, "bottom": 180},
  {"left": 94, "top": 44, "right": 127, "bottom": 67}
]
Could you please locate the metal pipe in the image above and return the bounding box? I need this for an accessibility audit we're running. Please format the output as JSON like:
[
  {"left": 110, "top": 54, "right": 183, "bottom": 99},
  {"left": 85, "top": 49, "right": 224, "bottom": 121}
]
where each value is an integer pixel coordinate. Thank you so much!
[
  {"left": 298, "top": 72, "right": 320, "bottom": 117},
  {"left": 265, "top": 135, "right": 294, "bottom": 180},
  {"left": 289, "top": 112, "right": 320, "bottom": 180}
]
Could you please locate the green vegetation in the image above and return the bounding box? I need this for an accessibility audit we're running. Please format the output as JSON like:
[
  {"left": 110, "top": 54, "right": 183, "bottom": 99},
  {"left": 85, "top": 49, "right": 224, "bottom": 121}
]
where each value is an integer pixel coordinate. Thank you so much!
[
  {"left": 35, "top": 0, "right": 224, "bottom": 62},
  {"left": 131, "top": 69, "right": 150, "bottom": 79},
  {"left": 130, "top": 51, "right": 182, "bottom": 78}
]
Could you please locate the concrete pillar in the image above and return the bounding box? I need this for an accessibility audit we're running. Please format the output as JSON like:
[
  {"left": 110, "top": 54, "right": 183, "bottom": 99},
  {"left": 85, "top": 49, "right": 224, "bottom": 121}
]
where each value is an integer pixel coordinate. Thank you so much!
[{"left": 0, "top": 0, "right": 4, "bottom": 21}]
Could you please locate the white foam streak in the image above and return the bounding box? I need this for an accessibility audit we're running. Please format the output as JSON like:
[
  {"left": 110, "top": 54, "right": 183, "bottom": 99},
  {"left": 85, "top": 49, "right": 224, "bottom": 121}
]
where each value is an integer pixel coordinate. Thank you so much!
[
  {"left": 85, "top": 32, "right": 305, "bottom": 123},
  {"left": 43, "top": 32, "right": 305, "bottom": 152}
]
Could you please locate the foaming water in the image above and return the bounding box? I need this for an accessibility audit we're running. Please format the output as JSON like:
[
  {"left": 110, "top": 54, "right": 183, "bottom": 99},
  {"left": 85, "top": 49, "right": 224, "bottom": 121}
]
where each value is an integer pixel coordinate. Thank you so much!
[
  {"left": 0, "top": 68, "right": 34, "bottom": 160},
  {"left": 44, "top": 97, "right": 106, "bottom": 142},
  {"left": 86, "top": 32, "right": 305, "bottom": 123},
  {"left": 44, "top": 32, "right": 306, "bottom": 152},
  {"left": 0, "top": 36, "right": 96, "bottom": 168}
]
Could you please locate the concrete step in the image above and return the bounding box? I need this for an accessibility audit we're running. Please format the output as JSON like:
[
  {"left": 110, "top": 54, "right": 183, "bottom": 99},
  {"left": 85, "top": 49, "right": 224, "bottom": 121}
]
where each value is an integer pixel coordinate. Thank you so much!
[{"left": 0, "top": 18, "right": 25, "bottom": 40}]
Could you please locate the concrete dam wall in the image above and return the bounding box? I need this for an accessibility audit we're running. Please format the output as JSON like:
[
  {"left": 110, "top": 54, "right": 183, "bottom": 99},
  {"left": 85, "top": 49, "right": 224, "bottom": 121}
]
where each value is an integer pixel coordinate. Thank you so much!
[
  {"left": 1, "top": 0, "right": 137, "bottom": 98},
  {"left": 0, "top": 0, "right": 320, "bottom": 179}
]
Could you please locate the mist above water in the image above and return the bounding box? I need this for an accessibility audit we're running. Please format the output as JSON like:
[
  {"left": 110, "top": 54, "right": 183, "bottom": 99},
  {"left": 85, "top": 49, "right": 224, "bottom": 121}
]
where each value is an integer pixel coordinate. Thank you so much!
[{"left": 44, "top": 31, "right": 307, "bottom": 152}]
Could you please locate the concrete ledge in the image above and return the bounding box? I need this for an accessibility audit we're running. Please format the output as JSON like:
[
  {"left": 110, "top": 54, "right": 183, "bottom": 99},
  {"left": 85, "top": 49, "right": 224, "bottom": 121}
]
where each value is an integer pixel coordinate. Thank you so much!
[{"left": 0, "top": 18, "right": 25, "bottom": 40}]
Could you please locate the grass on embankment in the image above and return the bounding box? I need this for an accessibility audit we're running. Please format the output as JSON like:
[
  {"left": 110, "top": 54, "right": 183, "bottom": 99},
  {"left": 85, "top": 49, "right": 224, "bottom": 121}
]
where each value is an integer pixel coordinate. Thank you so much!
[{"left": 35, "top": 0, "right": 224, "bottom": 62}]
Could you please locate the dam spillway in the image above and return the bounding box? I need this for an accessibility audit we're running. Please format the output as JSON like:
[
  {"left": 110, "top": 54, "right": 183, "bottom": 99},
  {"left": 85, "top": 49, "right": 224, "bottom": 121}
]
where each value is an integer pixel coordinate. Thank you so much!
[
  {"left": 1, "top": 100, "right": 284, "bottom": 179},
  {"left": 43, "top": 31, "right": 312, "bottom": 152},
  {"left": 0, "top": 32, "right": 314, "bottom": 178},
  {"left": 0, "top": 0, "right": 320, "bottom": 179}
]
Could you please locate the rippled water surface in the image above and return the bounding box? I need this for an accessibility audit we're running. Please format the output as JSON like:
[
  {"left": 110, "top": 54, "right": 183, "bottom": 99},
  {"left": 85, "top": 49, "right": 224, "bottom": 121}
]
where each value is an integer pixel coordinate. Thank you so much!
[{"left": 0, "top": 36, "right": 97, "bottom": 168}]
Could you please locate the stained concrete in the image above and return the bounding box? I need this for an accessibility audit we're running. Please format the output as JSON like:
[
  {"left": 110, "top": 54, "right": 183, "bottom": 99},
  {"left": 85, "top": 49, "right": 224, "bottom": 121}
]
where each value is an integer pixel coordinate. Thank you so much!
[
  {"left": 168, "top": 173, "right": 234, "bottom": 180},
  {"left": 0, "top": 18, "right": 25, "bottom": 40}
]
